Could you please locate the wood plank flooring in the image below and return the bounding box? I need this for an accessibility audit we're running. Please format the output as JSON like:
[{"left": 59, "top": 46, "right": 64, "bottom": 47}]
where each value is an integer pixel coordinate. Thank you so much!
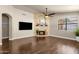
[{"left": 0, "top": 36, "right": 79, "bottom": 54}]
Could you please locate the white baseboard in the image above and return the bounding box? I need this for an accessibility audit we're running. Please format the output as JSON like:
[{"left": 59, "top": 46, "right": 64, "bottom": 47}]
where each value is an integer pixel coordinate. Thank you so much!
[
  {"left": 11, "top": 35, "right": 35, "bottom": 40},
  {"left": 1, "top": 35, "right": 78, "bottom": 44},
  {"left": 48, "top": 35, "right": 77, "bottom": 41},
  {"left": 1, "top": 36, "right": 35, "bottom": 45},
  {"left": 34, "top": 35, "right": 77, "bottom": 42}
]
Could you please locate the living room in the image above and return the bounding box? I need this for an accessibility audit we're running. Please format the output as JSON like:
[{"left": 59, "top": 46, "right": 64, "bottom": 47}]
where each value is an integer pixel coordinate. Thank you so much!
[{"left": 0, "top": 5, "right": 79, "bottom": 54}]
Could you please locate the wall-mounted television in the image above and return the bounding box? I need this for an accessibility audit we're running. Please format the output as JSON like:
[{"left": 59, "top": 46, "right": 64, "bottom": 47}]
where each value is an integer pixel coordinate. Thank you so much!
[{"left": 19, "top": 22, "right": 32, "bottom": 30}]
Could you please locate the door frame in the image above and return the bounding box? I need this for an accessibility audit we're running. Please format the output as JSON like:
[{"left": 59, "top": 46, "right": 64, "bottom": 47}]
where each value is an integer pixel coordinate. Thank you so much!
[{"left": 2, "top": 13, "right": 12, "bottom": 40}]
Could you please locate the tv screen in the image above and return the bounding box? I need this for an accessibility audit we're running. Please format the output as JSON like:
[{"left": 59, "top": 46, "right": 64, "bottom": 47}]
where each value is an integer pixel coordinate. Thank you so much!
[{"left": 19, "top": 22, "right": 32, "bottom": 30}]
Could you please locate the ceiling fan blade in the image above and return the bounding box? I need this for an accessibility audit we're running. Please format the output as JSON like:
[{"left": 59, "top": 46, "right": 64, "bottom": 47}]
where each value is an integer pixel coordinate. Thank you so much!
[{"left": 48, "top": 13, "right": 56, "bottom": 16}]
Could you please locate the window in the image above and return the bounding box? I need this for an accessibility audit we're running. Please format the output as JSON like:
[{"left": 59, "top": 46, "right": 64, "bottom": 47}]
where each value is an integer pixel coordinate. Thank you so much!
[{"left": 58, "top": 17, "right": 78, "bottom": 31}]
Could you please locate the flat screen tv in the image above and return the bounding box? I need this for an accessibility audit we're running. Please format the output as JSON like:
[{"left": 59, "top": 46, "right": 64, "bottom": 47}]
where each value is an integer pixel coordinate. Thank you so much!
[{"left": 19, "top": 22, "right": 32, "bottom": 30}]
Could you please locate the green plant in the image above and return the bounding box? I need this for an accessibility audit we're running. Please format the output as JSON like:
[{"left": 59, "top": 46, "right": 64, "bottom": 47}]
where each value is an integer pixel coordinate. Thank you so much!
[{"left": 75, "top": 28, "right": 79, "bottom": 36}]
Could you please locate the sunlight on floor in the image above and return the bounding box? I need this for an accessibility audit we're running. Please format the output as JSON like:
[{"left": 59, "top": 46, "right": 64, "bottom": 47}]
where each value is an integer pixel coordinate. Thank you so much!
[{"left": 57, "top": 43, "right": 78, "bottom": 54}]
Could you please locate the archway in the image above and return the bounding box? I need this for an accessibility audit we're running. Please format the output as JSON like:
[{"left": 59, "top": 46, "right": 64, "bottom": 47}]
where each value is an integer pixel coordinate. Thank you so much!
[{"left": 2, "top": 13, "right": 12, "bottom": 53}]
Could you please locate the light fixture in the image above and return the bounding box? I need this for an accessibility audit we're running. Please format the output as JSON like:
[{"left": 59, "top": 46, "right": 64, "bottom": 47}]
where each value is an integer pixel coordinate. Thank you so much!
[{"left": 36, "top": 8, "right": 55, "bottom": 27}]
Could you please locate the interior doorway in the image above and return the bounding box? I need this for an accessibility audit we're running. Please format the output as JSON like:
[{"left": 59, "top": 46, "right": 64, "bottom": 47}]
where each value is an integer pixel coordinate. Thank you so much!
[
  {"left": 2, "top": 14, "right": 9, "bottom": 40},
  {"left": 2, "top": 14, "right": 11, "bottom": 53}
]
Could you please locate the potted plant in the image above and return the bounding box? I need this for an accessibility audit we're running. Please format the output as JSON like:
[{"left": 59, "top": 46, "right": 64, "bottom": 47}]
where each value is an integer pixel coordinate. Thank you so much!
[{"left": 75, "top": 28, "right": 79, "bottom": 40}]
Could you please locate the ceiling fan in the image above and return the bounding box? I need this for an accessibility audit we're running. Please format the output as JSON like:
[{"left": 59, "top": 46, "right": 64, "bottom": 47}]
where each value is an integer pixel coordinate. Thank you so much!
[
  {"left": 36, "top": 8, "right": 55, "bottom": 26},
  {"left": 43, "top": 8, "right": 56, "bottom": 17}
]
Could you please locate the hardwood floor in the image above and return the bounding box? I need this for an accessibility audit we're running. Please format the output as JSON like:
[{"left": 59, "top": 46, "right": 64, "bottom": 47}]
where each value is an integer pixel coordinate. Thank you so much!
[{"left": 0, "top": 36, "right": 79, "bottom": 54}]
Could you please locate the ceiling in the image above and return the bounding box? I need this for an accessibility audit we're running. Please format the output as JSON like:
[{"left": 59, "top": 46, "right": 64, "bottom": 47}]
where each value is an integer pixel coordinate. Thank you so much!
[{"left": 13, "top": 5, "right": 79, "bottom": 13}]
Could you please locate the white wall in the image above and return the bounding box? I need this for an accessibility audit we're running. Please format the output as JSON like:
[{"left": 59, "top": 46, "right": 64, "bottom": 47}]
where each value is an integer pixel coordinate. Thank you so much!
[
  {"left": 0, "top": 5, "right": 34, "bottom": 44},
  {"left": 49, "top": 12, "right": 79, "bottom": 39}
]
